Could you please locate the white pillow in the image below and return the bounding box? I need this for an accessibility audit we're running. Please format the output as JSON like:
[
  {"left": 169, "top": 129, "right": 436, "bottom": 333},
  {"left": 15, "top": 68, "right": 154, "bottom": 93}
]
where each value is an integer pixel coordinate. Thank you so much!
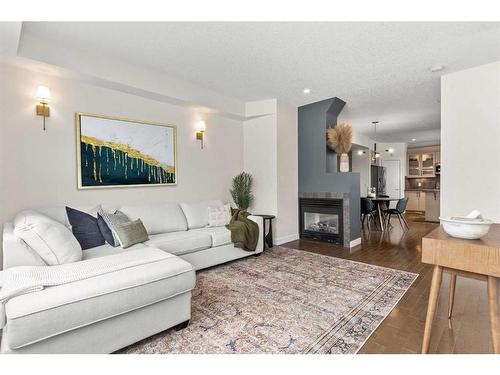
[
  {"left": 14, "top": 210, "right": 83, "bottom": 265},
  {"left": 180, "top": 200, "right": 224, "bottom": 229},
  {"left": 207, "top": 204, "right": 232, "bottom": 227}
]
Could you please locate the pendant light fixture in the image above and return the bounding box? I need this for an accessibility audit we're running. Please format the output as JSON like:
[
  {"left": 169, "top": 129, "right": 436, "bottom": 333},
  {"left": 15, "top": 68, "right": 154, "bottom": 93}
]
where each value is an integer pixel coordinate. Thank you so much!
[{"left": 372, "top": 121, "right": 380, "bottom": 161}]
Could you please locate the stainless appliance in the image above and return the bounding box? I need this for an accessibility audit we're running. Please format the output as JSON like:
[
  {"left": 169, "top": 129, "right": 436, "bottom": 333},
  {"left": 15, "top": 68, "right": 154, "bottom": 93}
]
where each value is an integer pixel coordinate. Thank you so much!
[{"left": 371, "top": 165, "right": 386, "bottom": 195}]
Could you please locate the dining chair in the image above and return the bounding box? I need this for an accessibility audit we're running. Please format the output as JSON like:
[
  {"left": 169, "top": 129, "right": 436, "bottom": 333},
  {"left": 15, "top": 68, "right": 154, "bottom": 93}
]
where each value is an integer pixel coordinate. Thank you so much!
[
  {"left": 361, "top": 198, "right": 377, "bottom": 230},
  {"left": 383, "top": 197, "right": 409, "bottom": 231}
]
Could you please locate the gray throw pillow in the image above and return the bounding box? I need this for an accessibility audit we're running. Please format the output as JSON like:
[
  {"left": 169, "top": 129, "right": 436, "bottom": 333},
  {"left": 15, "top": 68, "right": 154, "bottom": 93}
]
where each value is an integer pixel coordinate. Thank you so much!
[
  {"left": 113, "top": 219, "right": 149, "bottom": 248},
  {"left": 97, "top": 209, "right": 130, "bottom": 247}
]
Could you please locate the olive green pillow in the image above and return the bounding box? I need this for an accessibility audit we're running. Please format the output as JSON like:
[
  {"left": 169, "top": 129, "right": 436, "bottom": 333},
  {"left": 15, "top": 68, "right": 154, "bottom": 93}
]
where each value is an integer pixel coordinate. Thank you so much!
[{"left": 113, "top": 219, "right": 149, "bottom": 248}]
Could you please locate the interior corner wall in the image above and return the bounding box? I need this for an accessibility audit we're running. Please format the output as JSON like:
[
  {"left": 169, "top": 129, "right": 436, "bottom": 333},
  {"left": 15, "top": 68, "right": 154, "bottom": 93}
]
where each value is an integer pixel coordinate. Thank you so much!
[
  {"left": 441, "top": 61, "right": 500, "bottom": 221},
  {"left": 243, "top": 99, "right": 299, "bottom": 245},
  {"left": 0, "top": 64, "right": 245, "bottom": 225},
  {"left": 243, "top": 101, "right": 278, "bottom": 217},
  {"left": 276, "top": 100, "right": 298, "bottom": 243},
  {"left": 351, "top": 150, "right": 370, "bottom": 196}
]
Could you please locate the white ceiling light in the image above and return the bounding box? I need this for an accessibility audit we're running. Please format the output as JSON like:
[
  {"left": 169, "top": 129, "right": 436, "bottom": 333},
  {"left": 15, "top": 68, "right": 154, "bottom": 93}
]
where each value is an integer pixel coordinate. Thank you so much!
[
  {"left": 303, "top": 88, "right": 311, "bottom": 94},
  {"left": 411, "top": 138, "right": 417, "bottom": 142},
  {"left": 430, "top": 65, "right": 445, "bottom": 72}
]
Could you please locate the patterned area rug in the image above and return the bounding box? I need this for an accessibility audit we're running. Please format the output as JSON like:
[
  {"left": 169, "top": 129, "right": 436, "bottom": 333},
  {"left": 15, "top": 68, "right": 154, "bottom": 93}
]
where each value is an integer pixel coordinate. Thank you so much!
[{"left": 120, "top": 246, "right": 417, "bottom": 354}]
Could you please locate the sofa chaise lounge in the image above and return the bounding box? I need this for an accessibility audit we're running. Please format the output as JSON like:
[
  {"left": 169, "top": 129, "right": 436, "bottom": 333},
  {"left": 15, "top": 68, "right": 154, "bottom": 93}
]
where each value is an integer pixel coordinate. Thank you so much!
[{"left": 0, "top": 200, "right": 263, "bottom": 354}]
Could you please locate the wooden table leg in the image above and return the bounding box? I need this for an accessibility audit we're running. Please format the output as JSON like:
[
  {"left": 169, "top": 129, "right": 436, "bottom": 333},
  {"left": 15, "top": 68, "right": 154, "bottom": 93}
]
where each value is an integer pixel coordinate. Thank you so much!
[
  {"left": 377, "top": 203, "right": 384, "bottom": 231},
  {"left": 487, "top": 276, "right": 499, "bottom": 354},
  {"left": 448, "top": 273, "right": 457, "bottom": 319},
  {"left": 422, "top": 265, "right": 443, "bottom": 353}
]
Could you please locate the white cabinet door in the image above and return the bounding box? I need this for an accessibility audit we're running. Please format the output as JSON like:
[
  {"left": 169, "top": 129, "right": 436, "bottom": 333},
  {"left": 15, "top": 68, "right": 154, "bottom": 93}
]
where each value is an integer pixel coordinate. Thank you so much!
[
  {"left": 405, "top": 191, "right": 419, "bottom": 211},
  {"left": 425, "top": 191, "right": 440, "bottom": 221},
  {"left": 419, "top": 192, "right": 426, "bottom": 212}
]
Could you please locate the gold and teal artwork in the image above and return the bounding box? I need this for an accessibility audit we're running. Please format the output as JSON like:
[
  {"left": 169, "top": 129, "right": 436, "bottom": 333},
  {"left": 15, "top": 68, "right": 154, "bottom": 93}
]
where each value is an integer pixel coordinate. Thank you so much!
[{"left": 77, "top": 113, "right": 177, "bottom": 189}]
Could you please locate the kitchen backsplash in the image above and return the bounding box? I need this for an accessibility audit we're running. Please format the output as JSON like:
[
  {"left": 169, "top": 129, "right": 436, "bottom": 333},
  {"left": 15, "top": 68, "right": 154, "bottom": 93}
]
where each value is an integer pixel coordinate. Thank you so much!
[{"left": 405, "top": 176, "right": 440, "bottom": 190}]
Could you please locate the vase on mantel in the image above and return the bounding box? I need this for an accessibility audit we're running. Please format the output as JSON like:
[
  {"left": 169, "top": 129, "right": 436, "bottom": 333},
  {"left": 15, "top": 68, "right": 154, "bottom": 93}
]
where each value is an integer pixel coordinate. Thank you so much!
[{"left": 339, "top": 153, "right": 350, "bottom": 172}]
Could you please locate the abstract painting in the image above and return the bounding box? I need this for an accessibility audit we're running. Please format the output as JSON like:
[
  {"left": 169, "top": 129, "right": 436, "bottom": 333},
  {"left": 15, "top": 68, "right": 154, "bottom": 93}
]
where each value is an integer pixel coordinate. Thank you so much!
[{"left": 76, "top": 113, "right": 177, "bottom": 189}]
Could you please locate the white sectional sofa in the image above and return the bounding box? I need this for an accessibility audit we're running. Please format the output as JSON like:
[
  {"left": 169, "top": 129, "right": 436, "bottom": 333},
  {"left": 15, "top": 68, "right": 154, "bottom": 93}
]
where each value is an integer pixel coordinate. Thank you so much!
[{"left": 0, "top": 200, "right": 263, "bottom": 354}]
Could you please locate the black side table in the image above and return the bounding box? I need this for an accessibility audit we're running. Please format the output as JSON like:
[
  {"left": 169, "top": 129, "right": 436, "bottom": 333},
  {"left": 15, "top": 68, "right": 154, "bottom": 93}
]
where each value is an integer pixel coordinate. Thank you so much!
[{"left": 253, "top": 214, "right": 275, "bottom": 251}]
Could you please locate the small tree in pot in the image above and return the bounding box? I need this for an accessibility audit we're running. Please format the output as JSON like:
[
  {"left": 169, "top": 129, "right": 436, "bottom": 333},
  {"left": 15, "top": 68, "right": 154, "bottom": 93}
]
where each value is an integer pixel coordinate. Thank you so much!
[{"left": 230, "top": 172, "right": 254, "bottom": 210}]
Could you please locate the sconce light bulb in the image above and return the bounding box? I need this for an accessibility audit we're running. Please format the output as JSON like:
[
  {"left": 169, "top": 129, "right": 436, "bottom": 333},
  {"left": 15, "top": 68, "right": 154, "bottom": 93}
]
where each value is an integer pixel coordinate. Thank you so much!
[
  {"left": 36, "top": 85, "right": 51, "bottom": 103},
  {"left": 196, "top": 120, "right": 206, "bottom": 132}
]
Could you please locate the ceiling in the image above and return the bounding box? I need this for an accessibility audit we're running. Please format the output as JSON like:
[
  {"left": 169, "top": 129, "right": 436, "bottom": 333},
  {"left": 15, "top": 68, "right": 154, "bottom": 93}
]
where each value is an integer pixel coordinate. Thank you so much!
[{"left": 21, "top": 22, "right": 500, "bottom": 142}]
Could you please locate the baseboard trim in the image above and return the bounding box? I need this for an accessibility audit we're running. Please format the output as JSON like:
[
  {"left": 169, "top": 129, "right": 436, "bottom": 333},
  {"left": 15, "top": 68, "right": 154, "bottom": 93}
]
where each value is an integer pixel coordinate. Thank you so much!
[
  {"left": 275, "top": 233, "right": 299, "bottom": 245},
  {"left": 349, "top": 237, "right": 361, "bottom": 248}
]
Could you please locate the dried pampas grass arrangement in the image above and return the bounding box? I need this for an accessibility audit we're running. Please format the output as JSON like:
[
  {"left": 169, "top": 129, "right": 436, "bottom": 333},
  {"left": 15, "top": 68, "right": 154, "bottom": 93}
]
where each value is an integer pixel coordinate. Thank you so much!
[{"left": 326, "top": 123, "right": 353, "bottom": 153}]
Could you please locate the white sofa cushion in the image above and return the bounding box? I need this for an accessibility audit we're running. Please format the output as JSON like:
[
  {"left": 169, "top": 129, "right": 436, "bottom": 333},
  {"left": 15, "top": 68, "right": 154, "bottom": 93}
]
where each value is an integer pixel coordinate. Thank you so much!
[
  {"left": 4, "top": 248, "right": 195, "bottom": 350},
  {"left": 120, "top": 203, "right": 187, "bottom": 235},
  {"left": 2, "top": 223, "right": 47, "bottom": 269},
  {"left": 36, "top": 205, "right": 118, "bottom": 227},
  {"left": 192, "top": 226, "right": 232, "bottom": 247},
  {"left": 145, "top": 231, "right": 212, "bottom": 255},
  {"left": 13, "top": 210, "right": 82, "bottom": 266},
  {"left": 81, "top": 243, "right": 148, "bottom": 261},
  {"left": 180, "top": 200, "right": 224, "bottom": 229}
]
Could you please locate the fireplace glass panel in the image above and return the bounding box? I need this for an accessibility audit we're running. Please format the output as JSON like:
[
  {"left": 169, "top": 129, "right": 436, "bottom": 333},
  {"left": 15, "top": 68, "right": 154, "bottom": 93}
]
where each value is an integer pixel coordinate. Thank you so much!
[{"left": 303, "top": 212, "right": 339, "bottom": 234}]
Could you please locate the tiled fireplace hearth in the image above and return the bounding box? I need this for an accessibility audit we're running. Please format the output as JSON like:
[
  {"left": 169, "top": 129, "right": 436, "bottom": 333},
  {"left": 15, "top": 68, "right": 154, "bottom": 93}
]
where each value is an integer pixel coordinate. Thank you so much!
[{"left": 298, "top": 192, "right": 351, "bottom": 247}]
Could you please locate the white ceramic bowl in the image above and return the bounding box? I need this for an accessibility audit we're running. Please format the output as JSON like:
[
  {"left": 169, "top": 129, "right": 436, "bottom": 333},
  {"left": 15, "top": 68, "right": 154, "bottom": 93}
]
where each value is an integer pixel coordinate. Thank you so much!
[{"left": 439, "top": 217, "right": 493, "bottom": 239}]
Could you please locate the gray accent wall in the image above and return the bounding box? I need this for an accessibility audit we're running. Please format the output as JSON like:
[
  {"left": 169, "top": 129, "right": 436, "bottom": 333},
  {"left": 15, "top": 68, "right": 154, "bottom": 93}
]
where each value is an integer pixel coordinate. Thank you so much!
[{"left": 298, "top": 98, "right": 361, "bottom": 241}]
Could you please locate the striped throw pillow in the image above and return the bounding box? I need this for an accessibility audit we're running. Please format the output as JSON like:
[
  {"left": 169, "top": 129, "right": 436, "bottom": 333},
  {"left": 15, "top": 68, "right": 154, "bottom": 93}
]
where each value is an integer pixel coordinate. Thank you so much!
[{"left": 97, "top": 209, "right": 130, "bottom": 247}]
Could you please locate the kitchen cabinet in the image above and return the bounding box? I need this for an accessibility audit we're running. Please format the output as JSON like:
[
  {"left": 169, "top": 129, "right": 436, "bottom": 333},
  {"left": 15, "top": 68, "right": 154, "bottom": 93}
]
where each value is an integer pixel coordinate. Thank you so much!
[
  {"left": 425, "top": 191, "right": 440, "bottom": 222},
  {"left": 421, "top": 153, "right": 435, "bottom": 177},
  {"left": 405, "top": 191, "right": 426, "bottom": 212},
  {"left": 407, "top": 153, "right": 421, "bottom": 177},
  {"left": 407, "top": 150, "right": 437, "bottom": 178},
  {"left": 406, "top": 191, "right": 419, "bottom": 210}
]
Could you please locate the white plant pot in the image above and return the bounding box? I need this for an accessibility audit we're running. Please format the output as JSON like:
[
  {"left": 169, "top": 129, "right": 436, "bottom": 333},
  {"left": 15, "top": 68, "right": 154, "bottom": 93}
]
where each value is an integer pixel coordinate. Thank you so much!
[{"left": 339, "top": 153, "right": 350, "bottom": 172}]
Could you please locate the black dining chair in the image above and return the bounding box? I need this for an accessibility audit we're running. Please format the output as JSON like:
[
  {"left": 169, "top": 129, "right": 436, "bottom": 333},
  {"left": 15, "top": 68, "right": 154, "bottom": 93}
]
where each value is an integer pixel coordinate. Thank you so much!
[
  {"left": 361, "top": 198, "right": 377, "bottom": 230},
  {"left": 383, "top": 197, "right": 409, "bottom": 231}
]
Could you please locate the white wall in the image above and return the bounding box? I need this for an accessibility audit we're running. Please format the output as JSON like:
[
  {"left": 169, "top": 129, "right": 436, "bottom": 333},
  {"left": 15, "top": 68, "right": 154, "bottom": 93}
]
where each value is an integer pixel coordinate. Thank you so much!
[
  {"left": 243, "top": 99, "right": 278, "bottom": 216},
  {"left": 351, "top": 149, "right": 370, "bottom": 196},
  {"left": 0, "top": 63, "right": 244, "bottom": 225},
  {"left": 243, "top": 99, "right": 299, "bottom": 244},
  {"left": 441, "top": 61, "right": 500, "bottom": 221},
  {"left": 276, "top": 100, "right": 298, "bottom": 243}
]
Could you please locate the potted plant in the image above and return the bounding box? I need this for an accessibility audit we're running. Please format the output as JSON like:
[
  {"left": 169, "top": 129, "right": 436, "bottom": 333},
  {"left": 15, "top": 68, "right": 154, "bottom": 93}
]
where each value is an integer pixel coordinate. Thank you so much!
[
  {"left": 230, "top": 172, "right": 254, "bottom": 210},
  {"left": 326, "top": 123, "right": 353, "bottom": 172}
]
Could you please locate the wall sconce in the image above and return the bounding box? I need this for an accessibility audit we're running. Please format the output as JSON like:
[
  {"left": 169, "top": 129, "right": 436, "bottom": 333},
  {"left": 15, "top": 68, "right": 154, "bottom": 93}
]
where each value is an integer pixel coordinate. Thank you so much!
[
  {"left": 36, "top": 85, "right": 51, "bottom": 131},
  {"left": 196, "top": 120, "right": 206, "bottom": 149}
]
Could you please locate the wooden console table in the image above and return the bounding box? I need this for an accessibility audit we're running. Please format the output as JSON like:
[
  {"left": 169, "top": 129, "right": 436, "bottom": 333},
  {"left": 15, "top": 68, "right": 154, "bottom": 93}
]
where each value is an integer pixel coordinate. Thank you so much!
[{"left": 421, "top": 225, "right": 500, "bottom": 353}]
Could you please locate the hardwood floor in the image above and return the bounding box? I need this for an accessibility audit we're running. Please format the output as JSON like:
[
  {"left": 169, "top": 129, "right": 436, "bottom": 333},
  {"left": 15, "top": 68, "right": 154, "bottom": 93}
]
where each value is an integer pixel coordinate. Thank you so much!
[{"left": 283, "top": 218, "right": 495, "bottom": 354}]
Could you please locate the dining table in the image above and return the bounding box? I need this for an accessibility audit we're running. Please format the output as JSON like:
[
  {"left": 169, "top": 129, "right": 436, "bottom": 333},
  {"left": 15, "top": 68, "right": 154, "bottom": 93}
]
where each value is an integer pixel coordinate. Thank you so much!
[{"left": 365, "top": 196, "right": 400, "bottom": 231}]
